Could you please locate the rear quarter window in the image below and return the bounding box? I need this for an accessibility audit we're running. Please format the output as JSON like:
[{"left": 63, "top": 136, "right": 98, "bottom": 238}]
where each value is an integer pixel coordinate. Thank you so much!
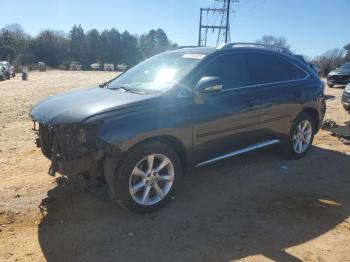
[{"left": 245, "top": 53, "right": 307, "bottom": 85}]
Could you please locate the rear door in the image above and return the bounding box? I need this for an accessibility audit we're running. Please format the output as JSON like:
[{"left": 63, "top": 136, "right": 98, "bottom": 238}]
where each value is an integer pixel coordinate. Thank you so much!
[
  {"left": 192, "top": 52, "right": 262, "bottom": 165},
  {"left": 244, "top": 52, "right": 309, "bottom": 139}
]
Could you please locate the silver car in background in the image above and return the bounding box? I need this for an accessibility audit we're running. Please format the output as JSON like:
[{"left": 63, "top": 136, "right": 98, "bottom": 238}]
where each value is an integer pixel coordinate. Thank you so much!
[{"left": 0, "top": 61, "right": 15, "bottom": 78}]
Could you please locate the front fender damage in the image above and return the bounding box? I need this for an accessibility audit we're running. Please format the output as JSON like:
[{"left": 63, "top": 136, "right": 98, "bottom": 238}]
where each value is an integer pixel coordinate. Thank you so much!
[{"left": 35, "top": 122, "right": 121, "bottom": 196}]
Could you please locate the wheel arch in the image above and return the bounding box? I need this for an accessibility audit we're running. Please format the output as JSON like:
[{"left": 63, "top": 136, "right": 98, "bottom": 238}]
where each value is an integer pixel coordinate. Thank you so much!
[
  {"left": 300, "top": 107, "right": 320, "bottom": 130},
  {"left": 120, "top": 135, "right": 189, "bottom": 174}
]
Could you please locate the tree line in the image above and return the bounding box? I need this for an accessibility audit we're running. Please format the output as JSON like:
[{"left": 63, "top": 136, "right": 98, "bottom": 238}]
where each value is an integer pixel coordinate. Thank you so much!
[
  {"left": 0, "top": 23, "right": 176, "bottom": 69},
  {"left": 1, "top": 25, "right": 349, "bottom": 75}
]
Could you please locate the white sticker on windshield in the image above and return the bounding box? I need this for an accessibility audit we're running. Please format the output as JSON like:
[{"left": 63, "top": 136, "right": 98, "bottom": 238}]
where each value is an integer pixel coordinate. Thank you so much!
[{"left": 182, "top": 53, "right": 206, "bottom": 60}]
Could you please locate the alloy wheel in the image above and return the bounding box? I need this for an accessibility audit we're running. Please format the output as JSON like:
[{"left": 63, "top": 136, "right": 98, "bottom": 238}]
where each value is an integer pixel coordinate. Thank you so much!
[
  {"left": 293, "top": 120, "right": 313, "bottom": 154},
  {"left": 128, "top": 154, "right": 174, "bottom": 206}
]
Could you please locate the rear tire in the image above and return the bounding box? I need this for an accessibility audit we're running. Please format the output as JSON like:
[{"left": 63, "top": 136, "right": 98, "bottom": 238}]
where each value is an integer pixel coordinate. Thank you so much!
[
  {"left": 328, "top": 83, "right": 334, "bottom": 88},
  {"left": 282, "top": 113, "right": 315, "bottom": 159},
  {"left": 344, "top": 105, "right": 350, "bottom": 111},
  {"left": 114, "top": 141, "right": 182, "bottom": 214}
]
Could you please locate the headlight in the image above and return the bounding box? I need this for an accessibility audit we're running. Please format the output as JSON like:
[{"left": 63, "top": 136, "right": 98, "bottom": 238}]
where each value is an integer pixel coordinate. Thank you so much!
[{"left": 328, "top": 71, "right": 335, "bottom": 76}]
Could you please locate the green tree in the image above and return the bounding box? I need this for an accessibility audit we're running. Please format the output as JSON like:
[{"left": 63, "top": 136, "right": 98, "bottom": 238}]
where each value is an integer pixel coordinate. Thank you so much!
[
  {"left": 69, "top": 25, "right": 86, "bottom": 65},
  {"left": 108, "top": 28, "right": 122, "bottom": 64},
  {"left": 139, "top": 28, "right": 171, "bottom": 59},
  {"left": 121, "top": 31, "right": 141, "bottom": 67},
  {"left": 32, "top": 30, "right": 68, "bottom": 67},
  {"left": 85, "top": 29, "right": 101, "bottom": 65}
]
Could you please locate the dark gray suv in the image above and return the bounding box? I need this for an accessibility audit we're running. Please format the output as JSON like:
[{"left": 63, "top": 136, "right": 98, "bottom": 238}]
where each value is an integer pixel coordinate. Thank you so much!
[{"left": 30, "top": 43, "right": 326, "bottom": 213}]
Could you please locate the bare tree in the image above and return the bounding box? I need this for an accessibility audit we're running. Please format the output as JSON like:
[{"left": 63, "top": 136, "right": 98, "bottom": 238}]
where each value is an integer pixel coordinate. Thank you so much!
[
  {"left": 3, "top": 23, "right": 26, "bottom": 38},
  {"left": 255, "top": 35, "right": 291, "bottom": 49},
  {"left": 312, "top": 48, "right": 346, "bottom": 77},
  {"left": 344, "top": 43, "right": 350, "bottom": 62}
]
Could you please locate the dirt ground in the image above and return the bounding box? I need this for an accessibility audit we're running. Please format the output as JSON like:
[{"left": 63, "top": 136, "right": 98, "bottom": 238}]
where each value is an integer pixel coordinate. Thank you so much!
[{"left": 0, "top": 70, "right": 350, "bottom": 262}]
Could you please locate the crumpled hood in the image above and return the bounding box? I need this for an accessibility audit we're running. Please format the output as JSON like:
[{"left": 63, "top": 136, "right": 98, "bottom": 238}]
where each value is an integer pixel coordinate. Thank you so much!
[{"left": 29, "top": 87, "right": 155, "bottom": 125}]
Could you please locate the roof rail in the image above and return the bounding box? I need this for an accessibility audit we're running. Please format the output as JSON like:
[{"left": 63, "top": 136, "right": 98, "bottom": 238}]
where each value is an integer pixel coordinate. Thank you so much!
[
  {"left": 217, "top": 42, "right": 293, "bottom": 54},
  {"left": 170, "top": 45, "right": 202, "bottom": 50}
]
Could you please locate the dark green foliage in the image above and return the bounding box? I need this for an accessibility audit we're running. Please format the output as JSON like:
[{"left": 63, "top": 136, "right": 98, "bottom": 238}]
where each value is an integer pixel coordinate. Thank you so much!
[{"left": 0, "top": 23, "right": 174, "bottom": 69}]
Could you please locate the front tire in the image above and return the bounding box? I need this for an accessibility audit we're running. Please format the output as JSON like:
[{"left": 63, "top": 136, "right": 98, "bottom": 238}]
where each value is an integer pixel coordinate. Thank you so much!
[
  {"left": 328, "top": 83, "right": 334, "bottom": 88},
  {"left": 344, "top": 105, "right": 350, "bottom": 111},
  {"left": 283, "top": 113, "right": 315, "bottom": 159},
  {"left": 114, "top": 141, "right": 181, "bottom": 214}
]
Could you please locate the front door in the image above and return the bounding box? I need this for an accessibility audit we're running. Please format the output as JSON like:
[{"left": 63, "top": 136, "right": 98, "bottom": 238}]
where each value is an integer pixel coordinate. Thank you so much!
[{"left": 192, "top": 52, "right": 262, "bottom": 165}]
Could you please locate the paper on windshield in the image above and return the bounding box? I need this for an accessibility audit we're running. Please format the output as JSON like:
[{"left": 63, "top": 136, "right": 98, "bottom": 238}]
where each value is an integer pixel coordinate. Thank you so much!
[{"left": 182, "top": 53, "right": 206, "bottom": 60}]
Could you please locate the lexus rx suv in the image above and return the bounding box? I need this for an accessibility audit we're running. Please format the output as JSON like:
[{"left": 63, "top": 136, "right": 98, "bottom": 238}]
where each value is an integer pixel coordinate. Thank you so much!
[
  {"left": 327, "top": 62, "right": 350, "bottom": 88},
  {"left": 30, "top": 43, "right": 326, "bottom": 213}
]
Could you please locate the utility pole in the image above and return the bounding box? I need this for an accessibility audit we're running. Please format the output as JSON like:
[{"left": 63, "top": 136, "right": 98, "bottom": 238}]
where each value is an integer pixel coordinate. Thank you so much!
[
  {"left": 198, "top": 0, "right": 239, "bottom": 46},
  {"left": 198, "top": 8, "right": 203, "bottom": 46},
  {"left": 225, "top": 0, "right": 231, "bottom": 43}
]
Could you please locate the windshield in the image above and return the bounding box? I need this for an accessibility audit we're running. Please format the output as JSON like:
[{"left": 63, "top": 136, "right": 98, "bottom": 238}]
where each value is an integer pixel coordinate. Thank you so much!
[
  {"left": 108, "top": 51, "right": 204, "bottom": 93},
  {"left": 339, "top": 62, "right": 350, "bottom": 70}
]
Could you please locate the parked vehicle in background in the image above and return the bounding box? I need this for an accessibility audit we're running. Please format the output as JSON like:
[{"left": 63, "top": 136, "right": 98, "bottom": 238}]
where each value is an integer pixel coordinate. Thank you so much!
[
  {"left": 30, "top": 43, "right": 326, "bottom": 213},
  {"left": 327, "top": 62, "right": 350, "bottom": 88},
  {"left": 69, "top": 62, "right": 82, "bottom": 71},
  {"left": 38, "top": 62, "right": 46, "bottom": 72},
  {"left": 0, "top": 66, "right": 7, "bottom": 81},
  {"left": 0, "top": 62, "right": 11, "bottom": 79},
  {"left": 90, "top": 63, "right": 101, "bottom": 71},
  {"left": 342, "top": 83, "right": 350, "bottom": 111},
  {"left": 117, "top": 63, "right": 127, "bottom": 72},
  {"left": 104, "top": 63, "right": 115, "bottom": 71},
  {"left": 1, "top": 61, "right": 16, "bottom": 77}
]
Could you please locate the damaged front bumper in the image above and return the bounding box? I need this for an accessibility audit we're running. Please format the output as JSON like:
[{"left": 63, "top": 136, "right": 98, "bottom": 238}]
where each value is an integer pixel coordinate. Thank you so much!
[{"left": 33, "top": 122, "right": 105, "bottom": 177}]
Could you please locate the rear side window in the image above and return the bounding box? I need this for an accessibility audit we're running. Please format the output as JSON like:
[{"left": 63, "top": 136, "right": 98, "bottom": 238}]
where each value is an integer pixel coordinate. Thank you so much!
[
  {"left": 245, "top": 53, "right": 307, "bottom": 85},
  {"left": 201, "top": 53, "right": 249, "bottom": 89}
]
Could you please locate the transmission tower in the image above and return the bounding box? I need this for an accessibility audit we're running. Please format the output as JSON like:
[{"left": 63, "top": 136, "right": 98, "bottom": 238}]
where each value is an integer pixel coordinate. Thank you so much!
[{"left": 198, "top": 0, "right": 239, "bottom": 46}]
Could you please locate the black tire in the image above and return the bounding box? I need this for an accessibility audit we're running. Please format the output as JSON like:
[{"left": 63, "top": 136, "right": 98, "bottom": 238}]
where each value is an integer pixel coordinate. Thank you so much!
[
  {"left": 114, "top": 141, "right": 182, "bottom": 214},
  {"left": 328, "top": 83, "right": 334, "bottom": 88},
  {"left": 0, "top": 75, "right": 3, "bottom": 81},
  {"left": 282, "top": 113, "right": 315, "bottom": 159},
  {"left": 344, "top": 105, "right": 350, "bottom": 111}
]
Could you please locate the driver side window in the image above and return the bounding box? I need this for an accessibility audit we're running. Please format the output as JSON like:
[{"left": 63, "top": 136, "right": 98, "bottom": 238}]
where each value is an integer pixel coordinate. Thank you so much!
[{"left": 201, "top": 53, "right": 249, "bottom": 89}]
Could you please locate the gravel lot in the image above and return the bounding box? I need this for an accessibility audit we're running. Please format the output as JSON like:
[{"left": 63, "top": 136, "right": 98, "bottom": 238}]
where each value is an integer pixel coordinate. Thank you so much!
[{"left": 0, "top": 70, "right": 349, "bottom": 262}]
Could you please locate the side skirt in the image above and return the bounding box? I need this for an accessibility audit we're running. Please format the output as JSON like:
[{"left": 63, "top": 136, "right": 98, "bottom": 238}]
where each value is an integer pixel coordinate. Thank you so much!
[{"left": 196, "top": 139, "right": 280, "bottom": 167}]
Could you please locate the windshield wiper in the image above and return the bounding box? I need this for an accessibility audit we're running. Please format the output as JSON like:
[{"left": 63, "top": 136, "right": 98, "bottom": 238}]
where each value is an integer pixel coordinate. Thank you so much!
[{"left": 108, "top": 85, "right": 147, "bottom": 94}]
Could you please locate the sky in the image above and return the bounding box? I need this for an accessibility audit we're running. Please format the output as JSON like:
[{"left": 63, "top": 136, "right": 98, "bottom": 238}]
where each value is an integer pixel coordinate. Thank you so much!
[{"left": 1, "top": 0, "right": 349, "bottom": 57}]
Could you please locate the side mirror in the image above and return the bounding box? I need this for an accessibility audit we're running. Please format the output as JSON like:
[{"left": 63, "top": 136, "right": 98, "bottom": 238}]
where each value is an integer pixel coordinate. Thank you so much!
[{"left": 195, "top": 76, "right": 223, "bottom": 93}]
